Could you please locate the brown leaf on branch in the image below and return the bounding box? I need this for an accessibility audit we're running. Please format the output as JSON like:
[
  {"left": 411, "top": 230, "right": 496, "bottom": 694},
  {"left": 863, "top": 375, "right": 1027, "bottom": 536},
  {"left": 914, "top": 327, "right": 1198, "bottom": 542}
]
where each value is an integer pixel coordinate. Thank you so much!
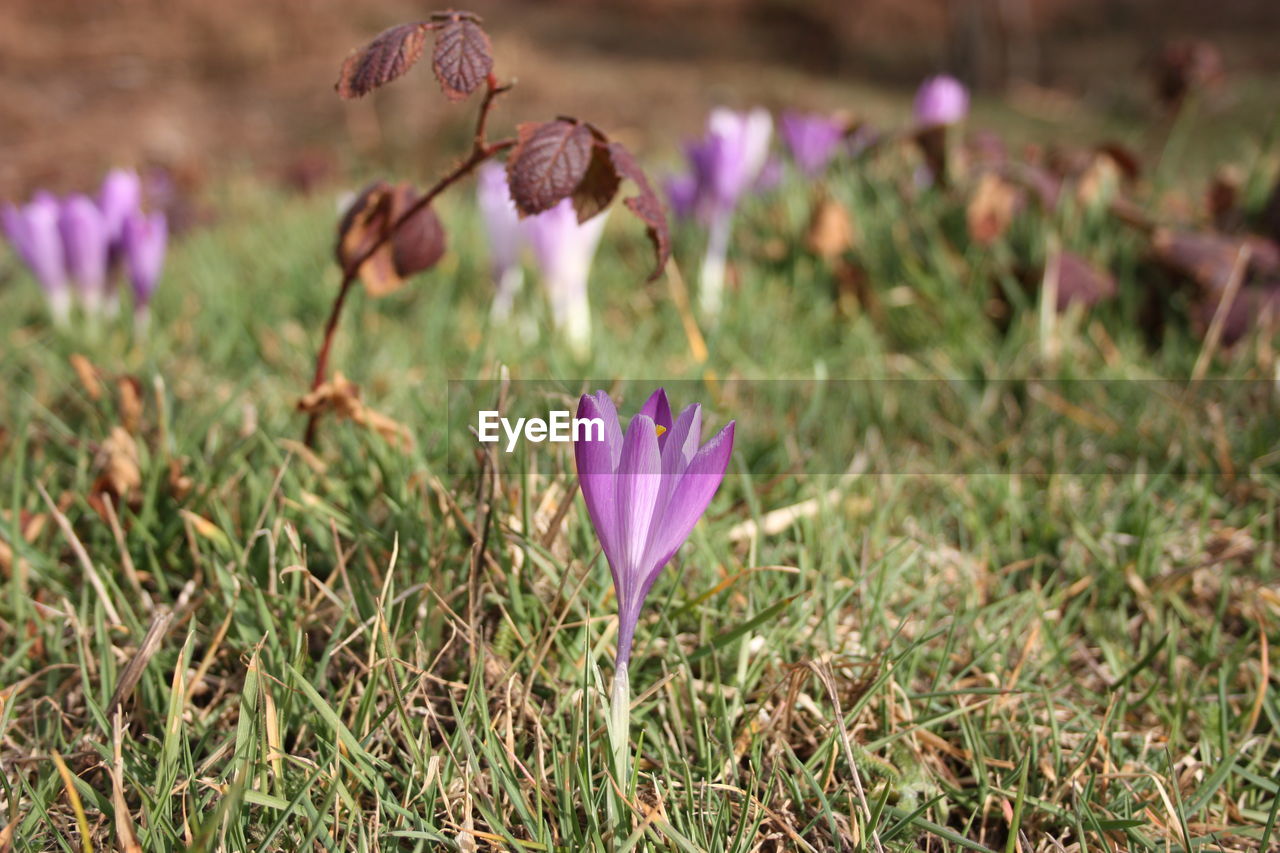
[
  {"left": 296, "top": 373, "right": 413, "bottom": 449},
  {"left": 507, "top": 120, "right": 593, "bottom": 216},
  {"left": 571, "top": 127, "right": 621, "bottom": 224},
  {"left": 607, "top": 141, "right": 671, "bottom": 281},
  {"left": 430, "top": 13, "right": 493, "bottom": 102},
  {"left": 336, "top": 22, "right": 431, "bottom": 99},
  {"left": 337, "top": 182, "right": 446, "bottom": 296}
]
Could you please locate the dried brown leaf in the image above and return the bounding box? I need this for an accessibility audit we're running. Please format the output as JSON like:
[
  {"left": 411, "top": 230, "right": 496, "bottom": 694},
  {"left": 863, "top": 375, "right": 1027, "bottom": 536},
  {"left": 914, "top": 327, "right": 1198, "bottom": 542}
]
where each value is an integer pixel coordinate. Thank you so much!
[
  {"left": 506, "top": 120, "right": 593, "bottom": 216},
  {"left": 1051, "top": 251, "right": 1117, "bottom": 311},
  {"left": 69, "top": 353, "right": 102, "bottom": 401},
  {"left": 607, "top": 141, "right": 671, "bottom": 281},
  {"left": 336, "top": 22, "right": 430, "bottom": 99},
  {"left": 90, "top": 427, "right": 142, "bottom": 515},
  {"left": 967, "top": 173, "right": 1019, "bottom": 246},
  {"left": 117, "top": 376, "right": 144, "bottom": 434},
  {"left": 571, "top": 129, "right": 621, "bottom": 224},
  {"left": 337, "top": 182, "right": 445, "bottom": 297},
  {"left": 296, "top": 373, "right": 412, "bottom": 449},
  {"left": 430, "top": 13, "right": 493, "bottom": 102},
  {"left": 806, "top": 197, "right": 855, "bottom": 261}
]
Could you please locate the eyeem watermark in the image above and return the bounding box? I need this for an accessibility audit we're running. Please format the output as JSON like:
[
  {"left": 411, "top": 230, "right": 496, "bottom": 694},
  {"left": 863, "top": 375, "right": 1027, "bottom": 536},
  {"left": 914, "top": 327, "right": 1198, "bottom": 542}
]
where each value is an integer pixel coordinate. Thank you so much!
[{"left": 476, "top": 410, "right": 604, "bottom": 452}]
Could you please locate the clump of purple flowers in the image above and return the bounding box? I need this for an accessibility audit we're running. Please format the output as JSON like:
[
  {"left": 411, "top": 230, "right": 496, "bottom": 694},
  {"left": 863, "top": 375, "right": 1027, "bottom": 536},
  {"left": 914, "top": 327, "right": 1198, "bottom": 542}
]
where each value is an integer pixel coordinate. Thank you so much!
[{"left": 2, "top": 169, "right": 167, "bottom": 332}]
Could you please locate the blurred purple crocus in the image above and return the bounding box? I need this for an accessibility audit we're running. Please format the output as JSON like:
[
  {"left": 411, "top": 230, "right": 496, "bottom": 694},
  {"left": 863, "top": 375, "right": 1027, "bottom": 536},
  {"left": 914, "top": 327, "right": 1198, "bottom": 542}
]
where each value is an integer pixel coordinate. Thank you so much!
[
  {"left": 913, "top": 75, "right": 970, "bottom": 127},
  {"left": 58, "top": 195, "right": 110, "bottom": 316},
  {"left": 121, "top": 210, "right": 167, "bottom": 330},
  {"left": 665, "top": 107, "right": 773, "bottom": 318},
  {"left": 2, "top": 193, "right": 71, "bottom": 324},
  {"left": 779, "top": 111, "right": 845, "bottom": 177},
  {"left": 525, "top": 198, "right": 608, "bottom": 359},
  {"left": 476, "top": 161, "right": 526, "bottom": 322},
  {"left": 575, "top": 387, "right": 734, "bottom": 783},
  {"left": 99, "top": 169, "right": 142, "bottom": 247}
]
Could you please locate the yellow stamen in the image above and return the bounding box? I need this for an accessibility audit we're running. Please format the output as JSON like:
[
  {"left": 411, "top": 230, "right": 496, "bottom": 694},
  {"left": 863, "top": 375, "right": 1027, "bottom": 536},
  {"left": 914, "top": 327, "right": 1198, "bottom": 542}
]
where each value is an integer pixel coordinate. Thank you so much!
[{"left": 655, "top": 425, "right": 667, "bottom": 437}]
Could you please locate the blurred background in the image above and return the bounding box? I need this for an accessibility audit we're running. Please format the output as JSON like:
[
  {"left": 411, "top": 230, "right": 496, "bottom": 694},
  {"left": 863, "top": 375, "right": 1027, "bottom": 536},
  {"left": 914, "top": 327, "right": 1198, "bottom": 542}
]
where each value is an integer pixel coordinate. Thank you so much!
[{"left": 1, "top": 0, "right": 1277, "bottom": 198}]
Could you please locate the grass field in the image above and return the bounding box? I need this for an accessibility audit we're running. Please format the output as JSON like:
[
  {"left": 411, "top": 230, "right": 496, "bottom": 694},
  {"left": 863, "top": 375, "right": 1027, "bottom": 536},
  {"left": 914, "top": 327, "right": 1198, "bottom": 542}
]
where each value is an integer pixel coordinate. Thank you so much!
[{"left": 1, "top": 105, "right": 1279, "bottom": 852}]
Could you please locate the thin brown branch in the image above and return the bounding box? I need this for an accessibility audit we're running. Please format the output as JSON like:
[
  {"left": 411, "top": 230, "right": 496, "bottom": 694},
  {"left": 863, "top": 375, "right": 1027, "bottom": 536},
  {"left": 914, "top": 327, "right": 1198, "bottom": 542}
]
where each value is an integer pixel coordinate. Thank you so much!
[{"left": 303, "top": 76, "right": 516, "bottom": 447}]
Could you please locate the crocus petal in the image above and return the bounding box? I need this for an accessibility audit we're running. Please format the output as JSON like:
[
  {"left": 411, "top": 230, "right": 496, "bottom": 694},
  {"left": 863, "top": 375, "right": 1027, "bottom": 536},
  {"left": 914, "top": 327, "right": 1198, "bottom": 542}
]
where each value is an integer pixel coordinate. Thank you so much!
[
  {"left": 643, "top": 420, "right": 735, "bottom": 579},
  {"left": 59, "top": 195, "right": 109, "bottom": 303},
  {"left": 4, "top": 197, "right": 68, "bottom": 296},
  {"left": 576, "top": 392, "right": 625, "bottom": 573},
  {"left": 914, "top": 75, "right": 970, "bottom": 127},
  {"left": 122, "top": 210, "right": 167, "bottom": 306},
  {"left": 477, "top": 161, "right": 524, "bottom": 280},
  {"left": 614, "top": 414, "right": 663, "bottom": 585},
  {"left": 664, "top": 173, "right": 699, "bottom": 221},
  {"left": 637, "top": 388, "right": 673, "bottom": 440},
  {"left": 659, "top": 403, "right": 702, "bottom": 479},
  {"left": 99, "top": 169, "right": 142, "bottom": 245},
  {"left": 780, "top": 111, "right": 845, "bottom": 176}
]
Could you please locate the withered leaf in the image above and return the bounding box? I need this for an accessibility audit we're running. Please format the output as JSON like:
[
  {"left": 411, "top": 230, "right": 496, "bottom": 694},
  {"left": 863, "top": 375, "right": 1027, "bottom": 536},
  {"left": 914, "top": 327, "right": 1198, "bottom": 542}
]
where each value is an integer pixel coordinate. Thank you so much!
[
  {"left": 430, "top": 13, "right": 493, "bottom": 102},
  {"left": 69, "top": 353, "right": 102, "bottom": 401},
  {"left": 337, "top": 182, "right": 446, "bottom": 296},
  {"left": 571, "top": 127, "right": 621, "bottom": 224},
  {"left": 1192, "top": 278, "right": 1280, "bottom": 346},
  {"left": 336, "top": 22, "right": 430, "bottom": 99},
  {"left": 296, "top": 373, "right": 413, "bottom": 449},
  {"left": 607, "top": 141, "right": 671, "bottom": 281},
  {"left": 506, "top": 120, "right": 593, "bottom": 216},
  {"left": 90, "top": 427, "right": 142, "bottom": 516},
  {"left": 1051, "top": 251, "right": 1116, "bottom": 311},
  {"left": 966, "top": 172, "right": 1019, "bottom": 246},
  {"left": 806, "top": 197, "right": 855, "bottom": 261},
  {"left": 1150, "top": 229, "right": 1279, "bottom": 296}
]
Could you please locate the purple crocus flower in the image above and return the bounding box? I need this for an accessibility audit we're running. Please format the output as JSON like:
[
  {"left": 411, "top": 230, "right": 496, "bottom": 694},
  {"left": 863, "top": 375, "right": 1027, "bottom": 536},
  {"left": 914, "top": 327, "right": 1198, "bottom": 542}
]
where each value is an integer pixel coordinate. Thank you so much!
[
  {"left": 476, "top": 161, "right": 526, "bottom": 322},
  {"left": 913, "top": 75, "right": 970, "bottom": 127},
  {"left": 58, "top": 195, "right": 110, "bottom": 316},
  {"left": 664, "top": 173, "right": 700, "bottom": 222},
  {"left": 2, "top": 193, "right": 71, "bottom": 324},
  {"left": 574, "top": 387, "right": 734, "bottom": 782},
  {"left": 121, "top": 210, "right": 167, "bottom": 327},
  {"left": 779, "top": 111, "right": 845, "bottom": 177},
  {"left": 676, "top": 107, "right": 773, "bottom": 318},
  {"left": 575, "top": 388, "right": 735, "bottom": 672},
  {"left": 99, "top": 169, "right": 142, "bottom": 246},
  {"left": 525, "top": 198, "right": 608, "bottom": 359}
]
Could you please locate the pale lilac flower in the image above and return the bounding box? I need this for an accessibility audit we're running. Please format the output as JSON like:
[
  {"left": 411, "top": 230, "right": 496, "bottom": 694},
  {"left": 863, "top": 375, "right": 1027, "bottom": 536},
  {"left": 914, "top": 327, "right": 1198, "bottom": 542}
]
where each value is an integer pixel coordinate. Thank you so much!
[
  {"left": 575, "top": 388, "right": 735, "bottom": 672},
  {"left": 687, "top": 108, "right": 773, "bottom": 211},
  {"left": 525, "top": 198, "right": 608, "bottom": 358},
  {"left": 664, "top": 173, "right": 700, "bottom": 221},
  {"left": 913, "top": 75, "right": 970, "bottom": 127},
  {"left": 121, "top": 210, "right": 167, "bottom": 328},
  {"left": 670, "top": 107, "right": 772, "bottom": 318},
  {"left": 476, "top": 161, "right": 526, "bottom": 322},
  {"left": 58, "top": 195, "right": 110, "bottom": 316},
  {"left": 779, "top": 111, "right": 845, "bottom": 176},
  {"left": 99, "top": 169, "right": 142, "bottom": 246},
  {"left": 2, "top": 193, "right": 71, "bottom": 324}
]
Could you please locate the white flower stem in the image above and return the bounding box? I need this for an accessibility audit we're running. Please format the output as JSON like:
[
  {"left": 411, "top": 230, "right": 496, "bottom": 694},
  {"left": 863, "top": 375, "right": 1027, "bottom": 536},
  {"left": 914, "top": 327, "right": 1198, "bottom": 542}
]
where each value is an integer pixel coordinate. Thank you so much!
[
  {"left": 699, "top": 211, "right": 733, "bottom": 320},
  {"left": 609, "top": 663, "right": 631, "bottom": 794}
]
